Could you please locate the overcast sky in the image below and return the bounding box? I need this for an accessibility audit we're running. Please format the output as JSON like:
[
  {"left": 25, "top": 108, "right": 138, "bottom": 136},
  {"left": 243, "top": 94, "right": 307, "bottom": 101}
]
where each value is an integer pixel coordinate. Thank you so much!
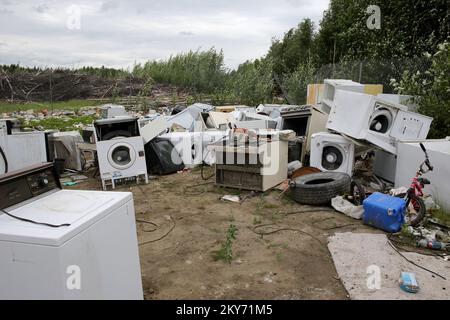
[{"left": 0, "top": 0, "right": 329, "bottom": 70}]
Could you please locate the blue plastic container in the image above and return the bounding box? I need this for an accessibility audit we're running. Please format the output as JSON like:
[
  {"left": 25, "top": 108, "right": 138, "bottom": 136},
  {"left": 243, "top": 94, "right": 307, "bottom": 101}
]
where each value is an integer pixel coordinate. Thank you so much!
[{"left": 362, "top": 192, "right": 406, "bottom": 233}]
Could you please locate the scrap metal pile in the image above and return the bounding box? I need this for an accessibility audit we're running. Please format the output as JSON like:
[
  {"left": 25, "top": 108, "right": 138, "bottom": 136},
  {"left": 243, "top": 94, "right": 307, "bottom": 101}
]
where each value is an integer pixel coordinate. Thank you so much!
[{"left": 1, "top": 79, "right": 449, "bottom": 229}]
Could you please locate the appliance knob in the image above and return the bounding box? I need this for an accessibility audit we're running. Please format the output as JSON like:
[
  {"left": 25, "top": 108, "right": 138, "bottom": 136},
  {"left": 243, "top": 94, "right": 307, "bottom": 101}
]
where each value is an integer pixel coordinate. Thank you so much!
[{"left": 39, "top": 176, "right": 49, "bottom": 187}]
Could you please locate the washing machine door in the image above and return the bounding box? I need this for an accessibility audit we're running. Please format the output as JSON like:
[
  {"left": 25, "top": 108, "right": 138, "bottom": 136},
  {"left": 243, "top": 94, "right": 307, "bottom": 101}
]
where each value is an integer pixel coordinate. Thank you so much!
[
  {"left": 108, "top": 142, "right": 136, "bottom": 170},
  {"left": 322, "top": 145, "right": 345, "bottom": 171},
  {"left": 369, "top": 105, "right": 395, "bottom": 134}
]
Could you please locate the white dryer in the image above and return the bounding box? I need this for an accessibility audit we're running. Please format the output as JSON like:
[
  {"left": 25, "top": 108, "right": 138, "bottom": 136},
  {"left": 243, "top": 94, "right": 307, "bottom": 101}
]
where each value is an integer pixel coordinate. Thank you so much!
[
  {"left": 94, "top": 117, "right": 148, "bottom": 190},
  {"left": 326, "top": 90, "right": 433, "bottom": 154},
  {"left": 310, "top": 132, "right": 355, "bottom": 175},
  {"left": 0, "top": 163, "right": 143, "bottom": 299},
  {"left": 96, "top": 136, "right": 148, "bottom": 190}
]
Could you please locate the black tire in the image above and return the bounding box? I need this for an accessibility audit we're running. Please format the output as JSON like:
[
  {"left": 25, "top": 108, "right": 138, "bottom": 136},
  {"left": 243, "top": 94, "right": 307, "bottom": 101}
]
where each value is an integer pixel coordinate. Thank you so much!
[
  {"left": 395, "top": 193, "right": 426, "bottom": 227},
  {"left": 290, "top": 172, "right": 351, "bottom": 205},
  {"left": 102, "top": 130, "right": 132, "bottom": 141},
  {"left": 350, "top": 180, "right": 366, "bottom": 206}
]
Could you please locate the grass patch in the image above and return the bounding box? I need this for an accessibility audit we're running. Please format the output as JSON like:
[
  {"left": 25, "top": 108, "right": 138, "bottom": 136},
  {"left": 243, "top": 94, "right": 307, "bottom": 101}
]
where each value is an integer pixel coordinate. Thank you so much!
[
  {"left": 399, "top": 224, "right": 415, "bottom": 240},
  {"left": 0, "top": 99, "right": 105, "bottom": 113},
  {"left": 431, "top": 208, "right": 450, "bottom": 226},
  {"left": 263, "top": 203, "right": 280, "bottom": 209},
  {"left": 212, "top": 224, "right": 238, "bottom": 264},
  {"left": 24, "top": 114, "right": 97, "bottom": 131}
]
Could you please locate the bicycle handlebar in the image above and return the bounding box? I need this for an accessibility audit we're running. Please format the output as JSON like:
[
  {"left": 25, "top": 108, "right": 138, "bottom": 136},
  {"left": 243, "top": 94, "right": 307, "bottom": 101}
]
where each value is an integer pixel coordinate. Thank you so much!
[{"left": 420, "top": 142, "right": 427, "bottom": 153}]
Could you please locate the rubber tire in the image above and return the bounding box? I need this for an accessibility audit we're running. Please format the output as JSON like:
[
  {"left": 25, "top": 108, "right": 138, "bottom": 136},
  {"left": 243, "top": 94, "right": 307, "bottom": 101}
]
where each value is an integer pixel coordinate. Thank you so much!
[
  {"left": 290, "top": 172, "right": 351, "bottom": 205},
  {"left": 350, "top": 180, "right": 366, "bottom": 206},
  {"left": 102, "top": 130, "right": 132, "bottom": 141},
  {"left": 395, "top": 193, "right": 426, "bottom": 227}
]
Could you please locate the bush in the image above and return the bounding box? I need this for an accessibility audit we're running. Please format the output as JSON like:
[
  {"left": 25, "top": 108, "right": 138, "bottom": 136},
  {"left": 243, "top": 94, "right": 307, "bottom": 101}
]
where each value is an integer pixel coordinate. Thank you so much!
[
  {"left": 392, "top": 41, "right": 450, "bottom": 138},
  {"left": 226, "top": 58, "right": 275, "bottom": 106},
  {"left": 281, "top": 62, "right": 316, "bottom": 105}
]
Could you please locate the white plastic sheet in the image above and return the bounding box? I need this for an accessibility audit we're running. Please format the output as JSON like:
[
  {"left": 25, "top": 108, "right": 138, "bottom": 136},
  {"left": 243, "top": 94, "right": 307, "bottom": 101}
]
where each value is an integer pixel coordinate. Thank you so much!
[{"left": 331, "top": 196, "right": 364, "bottom": 220}]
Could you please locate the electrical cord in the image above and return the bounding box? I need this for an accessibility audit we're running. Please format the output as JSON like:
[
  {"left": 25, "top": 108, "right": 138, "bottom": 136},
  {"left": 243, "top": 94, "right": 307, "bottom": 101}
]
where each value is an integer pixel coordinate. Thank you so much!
[
  {"left": 0, "top": 145, "right": 8, "bottom": 174},
  {"left": 250, "top": 223, "right": 325, "bottom": 247},
  {"left": 183, "top": 181, "right": 214, "bottom": 195},
  {"left": 387, "top": 239, "right": 446, "bottom": 280},
  {"left": 138, "top": 217, "right": 176, "bottom": 246},
  {"left": 0, "top": 208, "right": 71, "bottom": 228}
]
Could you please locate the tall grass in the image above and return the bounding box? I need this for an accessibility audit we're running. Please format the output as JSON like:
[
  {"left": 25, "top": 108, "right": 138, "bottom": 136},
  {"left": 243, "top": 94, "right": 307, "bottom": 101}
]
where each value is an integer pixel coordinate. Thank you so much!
[
  {"left": 133, "top": 48, "right": 227, "bottom": 93},
  {"left": 134, "top": 48, "right": 278, "bottom": 106}
]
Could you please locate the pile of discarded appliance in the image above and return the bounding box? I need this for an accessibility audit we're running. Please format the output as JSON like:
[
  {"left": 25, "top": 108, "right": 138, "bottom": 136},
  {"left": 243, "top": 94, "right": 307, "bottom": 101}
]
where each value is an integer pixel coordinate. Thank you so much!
[
  {"left": 2, "top": 80, "right": 450, "bottom": 234},
  {"left": 0, "top": 79, "right": 449, "bottom": 299}
]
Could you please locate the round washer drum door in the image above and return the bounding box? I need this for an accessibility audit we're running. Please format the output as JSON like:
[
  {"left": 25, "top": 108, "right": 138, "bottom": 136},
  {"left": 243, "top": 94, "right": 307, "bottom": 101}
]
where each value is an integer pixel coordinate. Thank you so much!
[{"left": 108, "top": 142, "right": 136, "bottom": 170}]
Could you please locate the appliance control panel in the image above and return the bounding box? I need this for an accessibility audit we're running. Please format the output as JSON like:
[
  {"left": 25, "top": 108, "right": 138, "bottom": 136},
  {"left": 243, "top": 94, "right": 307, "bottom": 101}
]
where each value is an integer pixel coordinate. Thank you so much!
[{"left": 0, "top": 163, "right": 60, "bottom": 210}]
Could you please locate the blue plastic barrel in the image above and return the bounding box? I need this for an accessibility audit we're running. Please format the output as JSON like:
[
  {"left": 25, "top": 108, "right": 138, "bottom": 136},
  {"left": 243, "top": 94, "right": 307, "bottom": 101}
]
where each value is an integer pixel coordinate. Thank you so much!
[{"left": 362, "top": 192, "right": 406, "bottom": 233}]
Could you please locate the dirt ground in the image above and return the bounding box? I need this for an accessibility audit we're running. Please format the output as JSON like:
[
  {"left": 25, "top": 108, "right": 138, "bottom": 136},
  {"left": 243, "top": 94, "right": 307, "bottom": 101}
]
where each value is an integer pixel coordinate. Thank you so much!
[{"left": 68, "top": 166, "right": 376, "bottom": 300}]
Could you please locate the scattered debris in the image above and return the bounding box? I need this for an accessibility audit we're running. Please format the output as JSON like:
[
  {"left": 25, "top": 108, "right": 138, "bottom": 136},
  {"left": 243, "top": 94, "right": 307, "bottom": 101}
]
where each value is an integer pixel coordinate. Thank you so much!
[
  {"left": 331, "top": 196, "right": 363, "bottom": 220},
  {"left": 399, "top": 272, "right": 420, "bottom": 294},
  {"left": 328, "top": 232, "right": 450, "bottom": 300},
  {"left": 220, "top": 195, "right": 241, "bottom": 203}
]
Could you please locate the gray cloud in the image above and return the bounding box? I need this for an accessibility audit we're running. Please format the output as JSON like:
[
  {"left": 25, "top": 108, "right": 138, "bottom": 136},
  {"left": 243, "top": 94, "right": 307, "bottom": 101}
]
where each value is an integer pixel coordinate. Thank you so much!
[
  {"left": 0, "top": 8, "right": 13, "bottom": 14},
  {"left": 34, "top": 3, "right": 50, "bottom": 13},
  {"left": 100, "top": 1, "right": 119, "bottom": 12},
  {"left": 0, "top": 0, "right": 329, "bottom": 69}
]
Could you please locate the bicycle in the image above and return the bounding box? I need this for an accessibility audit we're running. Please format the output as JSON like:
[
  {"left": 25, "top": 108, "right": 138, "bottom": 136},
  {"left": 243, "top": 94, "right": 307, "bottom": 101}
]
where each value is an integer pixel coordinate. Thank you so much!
[{"left": 350, "top": 142, "right": 433, "bottom": 227}]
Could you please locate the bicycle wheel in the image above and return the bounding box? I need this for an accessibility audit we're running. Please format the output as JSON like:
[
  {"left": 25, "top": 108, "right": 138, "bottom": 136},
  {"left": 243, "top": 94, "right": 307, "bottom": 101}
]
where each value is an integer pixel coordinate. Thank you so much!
[
  {"left": 396, "top": 193, "right": 426, "bottom": 227},
  {"left": 350, "top": 180, "right": 366, "bottom": 206}
]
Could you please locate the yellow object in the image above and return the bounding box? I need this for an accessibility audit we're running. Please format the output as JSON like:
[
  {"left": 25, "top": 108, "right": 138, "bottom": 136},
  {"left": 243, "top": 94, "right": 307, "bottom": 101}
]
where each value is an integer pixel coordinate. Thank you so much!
[
  {"left": 363, "top": 84, "right": 383, "bottom": 96},
  {"left": 306, "top": 84, "right": 324, "bottom": 105},
  {"left": 307, "top": 83, "right": 383, "bottom": 105}
]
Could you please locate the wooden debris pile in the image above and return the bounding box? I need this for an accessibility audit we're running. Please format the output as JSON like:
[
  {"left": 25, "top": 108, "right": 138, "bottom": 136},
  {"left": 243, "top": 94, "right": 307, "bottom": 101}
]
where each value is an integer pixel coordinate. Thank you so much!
[{"left": 0, "top": 69, "right": 146, "bottom": 101}]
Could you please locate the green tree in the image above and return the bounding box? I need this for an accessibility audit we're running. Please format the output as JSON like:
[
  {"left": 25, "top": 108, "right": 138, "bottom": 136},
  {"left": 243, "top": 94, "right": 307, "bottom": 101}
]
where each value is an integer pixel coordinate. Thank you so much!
[
  {"left": 392, "top": 41, "right": 450, "bottom": 138},
  {"left": 268, "top": 18, "right": 316, "bottom": 76}
]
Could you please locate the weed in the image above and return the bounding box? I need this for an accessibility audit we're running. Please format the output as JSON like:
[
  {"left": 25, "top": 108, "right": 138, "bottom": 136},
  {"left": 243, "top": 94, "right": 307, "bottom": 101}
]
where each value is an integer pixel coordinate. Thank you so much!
[
  {"left": 253, "top": 216, "right": 262, "bottom": 225},
  {"left": 263, "top": 203, "right": 280, "bottom": 209},
  {"left": 431, "top": 208, "right": 450, "bottom": 226},
  {"left": 212, "top": 224, "right": 238, "bottom": 264},
  {"left": 276, "top": 252, "right": 283, "bottom": 261},
  {"left": 399, "top": 224, "right": 414, "bottom": 239}
]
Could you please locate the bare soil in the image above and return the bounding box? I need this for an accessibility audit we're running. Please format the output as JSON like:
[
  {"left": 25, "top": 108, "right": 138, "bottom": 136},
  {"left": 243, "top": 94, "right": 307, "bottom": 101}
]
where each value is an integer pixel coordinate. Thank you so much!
[{"left": 69, "top": 167, "right": 375, "bottom": 300}]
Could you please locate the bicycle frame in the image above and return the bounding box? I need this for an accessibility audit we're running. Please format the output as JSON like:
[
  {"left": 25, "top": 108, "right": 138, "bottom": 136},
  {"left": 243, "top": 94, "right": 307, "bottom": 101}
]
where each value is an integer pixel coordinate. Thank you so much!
[{"left": 408, "top": 174, "right": 424, "bottom": 198}]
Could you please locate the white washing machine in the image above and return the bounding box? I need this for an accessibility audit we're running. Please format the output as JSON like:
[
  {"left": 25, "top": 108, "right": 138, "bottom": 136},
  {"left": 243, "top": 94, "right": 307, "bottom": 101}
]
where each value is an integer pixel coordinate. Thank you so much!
[
  {"left": 159, "top": 131, "right": 228, "bottom": 167},
  {"left": 326, "top": 90, "right": 433, "bottom": 154},
  {"left": 310, "top": 132, "right": 355, "bottom": 175},
  {"left": 96, "top": 136, "right": 148, "bottom": 190},
  {"left": 0, "top": 163, "right": 143, "bottom": 299}
]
